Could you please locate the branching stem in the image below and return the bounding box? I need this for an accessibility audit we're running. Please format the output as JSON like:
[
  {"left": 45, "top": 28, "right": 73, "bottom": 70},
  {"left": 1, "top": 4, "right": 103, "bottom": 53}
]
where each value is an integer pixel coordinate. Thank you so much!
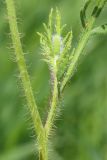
[
  {"left": 5, "top": 0, "right": 106, "bottom": 159},
  {"left": 60, "top": 17, "right": 95, "bottom": 92},
  {"left": 60, "top": 0, "right": 106, "bottom": 92}
]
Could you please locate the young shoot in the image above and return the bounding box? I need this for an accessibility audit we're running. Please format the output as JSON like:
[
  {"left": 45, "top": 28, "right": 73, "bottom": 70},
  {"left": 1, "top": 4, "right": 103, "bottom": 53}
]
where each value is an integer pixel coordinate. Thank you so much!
[{"left": 5, "top": 0, "right": 107, "bottom": 159}]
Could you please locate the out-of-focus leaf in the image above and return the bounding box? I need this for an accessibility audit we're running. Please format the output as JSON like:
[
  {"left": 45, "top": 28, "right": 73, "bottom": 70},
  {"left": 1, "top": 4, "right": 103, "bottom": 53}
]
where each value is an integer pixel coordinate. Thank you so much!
[{"left": 0, "top": 143, "right": 35, "bottom": 160}]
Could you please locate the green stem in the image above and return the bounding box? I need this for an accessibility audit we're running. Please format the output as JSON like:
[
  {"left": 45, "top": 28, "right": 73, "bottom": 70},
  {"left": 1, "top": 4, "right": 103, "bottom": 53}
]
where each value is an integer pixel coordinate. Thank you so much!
[
  {"left": 60, "top": 21, "right": 94, "bottom": 92},
  {"left": 45, "top": 59, "right": 58, "bottom": 138},
  {"left": 60, "top": 0, "right": 106, "bottom": 92},
  {"left": 39, "top": 133, "right": 48, "bottom": 160},
  {"left": 5, "top": 0, "right": 47, "bottom": 159}
]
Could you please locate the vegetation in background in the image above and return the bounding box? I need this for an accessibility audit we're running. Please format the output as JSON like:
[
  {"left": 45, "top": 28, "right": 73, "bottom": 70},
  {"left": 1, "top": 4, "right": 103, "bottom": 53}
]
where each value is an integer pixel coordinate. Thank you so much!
[{"left": 0, "top": 0, "right": 107, "bottom": 160}]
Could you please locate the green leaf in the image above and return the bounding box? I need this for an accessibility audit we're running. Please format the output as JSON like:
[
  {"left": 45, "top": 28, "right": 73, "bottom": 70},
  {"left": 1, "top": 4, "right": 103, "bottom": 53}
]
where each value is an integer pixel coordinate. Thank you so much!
[
  {"left": 0, "top": 143, "right": 34, "bottom": 160},
  {"left": 91, "top": 24, "right": 107, "bottom": 34},
  {"left": 80, "top": 0, "right": 91, "bottom": 28}
]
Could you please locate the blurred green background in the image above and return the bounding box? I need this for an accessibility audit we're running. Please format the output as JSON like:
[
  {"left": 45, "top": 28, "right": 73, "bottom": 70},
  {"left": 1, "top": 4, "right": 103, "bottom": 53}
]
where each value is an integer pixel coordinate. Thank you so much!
[{"left": 0, "top": 0, "right": 107, "bottom": 159}]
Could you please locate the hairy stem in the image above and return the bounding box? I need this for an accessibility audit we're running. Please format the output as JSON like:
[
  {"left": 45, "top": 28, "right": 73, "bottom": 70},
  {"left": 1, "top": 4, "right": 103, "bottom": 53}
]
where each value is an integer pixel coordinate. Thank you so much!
[
  {"left": 60, "top": 0, "right": 106, "bottom": 92},
  {"left": 45, "top": 59, "right": 58, "bottom": 138},
  {"left": 39, "top": 132, "right": 48, "bottom": 160},
  {"left": 60, "top": 20, "right": 94, "bottom": 92},
  {"left": 5, "top": 0, "right": 47, "bottom": 159},
  {"left": 5, "top": 0, "right": 106, "bottom": 159}
]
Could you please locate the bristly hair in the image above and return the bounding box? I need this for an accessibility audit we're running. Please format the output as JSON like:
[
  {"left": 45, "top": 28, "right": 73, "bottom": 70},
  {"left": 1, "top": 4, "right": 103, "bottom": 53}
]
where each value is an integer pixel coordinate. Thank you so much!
[{"left": 37, "top": 8, "right": 73, "bottom": 81}]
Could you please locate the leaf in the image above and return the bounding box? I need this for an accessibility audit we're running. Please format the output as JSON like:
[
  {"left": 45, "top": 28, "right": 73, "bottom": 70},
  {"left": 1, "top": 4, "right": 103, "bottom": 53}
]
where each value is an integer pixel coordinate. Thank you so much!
[
  {"left": 55, "top": 8, "right": 61, "bottom": 35},
  {"left": 91, "top": 24, "right": 107, "bottom": 34},
  {"left": 0, "top": 143, "right": 34, "bottom": 160},
  {"left": 91, "top": 0, "right": 107, "bottom": 18},
  {"left": 80, "top": 0, "right": 91, "bottom": 28}
]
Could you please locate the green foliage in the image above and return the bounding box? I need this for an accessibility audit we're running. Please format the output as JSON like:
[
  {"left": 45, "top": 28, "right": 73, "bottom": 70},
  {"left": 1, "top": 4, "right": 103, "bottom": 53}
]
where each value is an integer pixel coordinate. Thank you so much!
[
  {"left": 0, "top": 0, "right": 107, "bottom": 160},
  {"left": 60, "top": 0, "right": 107, "bottom": 92},
  {"left": 37, "top": 8, "right": 72, "bottom": 81},
  {"left": 92, "top": 24, "right": 107, "bottom": 34}
]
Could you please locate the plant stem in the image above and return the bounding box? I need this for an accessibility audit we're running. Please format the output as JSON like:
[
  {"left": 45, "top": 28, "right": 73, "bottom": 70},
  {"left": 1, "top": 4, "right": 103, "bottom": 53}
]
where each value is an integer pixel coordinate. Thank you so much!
[
  {"left": 45, "top": 59, "right": 58, "bottom": 138},
  {"left": 39, "top": 133, "right": 48, "bottom": 160},
  {"left": 60, "top": 24, "right": 91, "bottom": 93},
  {"left": 60, "top": 0, "right": 106, "bottom": 92},
  {"left": 5, "top": 0, "right": 47, "bottom": 159},
  {"left": 5, "top": 0, "right": 106, "bottom": 159}
]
